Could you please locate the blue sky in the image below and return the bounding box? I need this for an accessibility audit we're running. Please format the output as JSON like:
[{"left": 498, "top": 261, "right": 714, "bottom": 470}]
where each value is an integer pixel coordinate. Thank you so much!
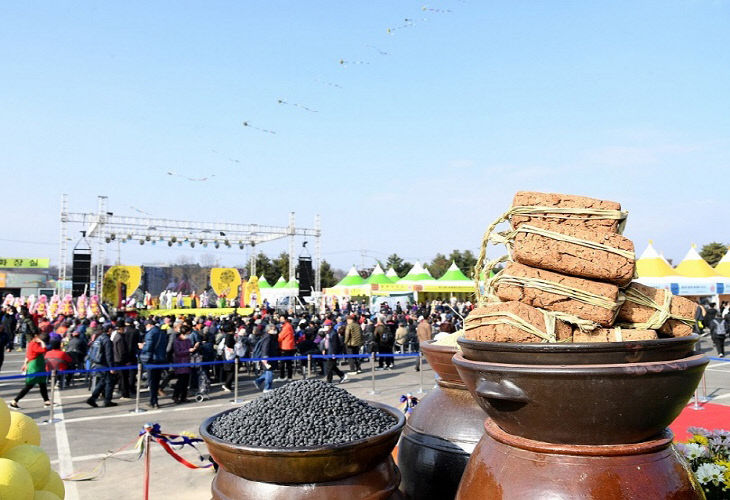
[{"left": 1, "top": 1, "right": 729, "bottom": 271}]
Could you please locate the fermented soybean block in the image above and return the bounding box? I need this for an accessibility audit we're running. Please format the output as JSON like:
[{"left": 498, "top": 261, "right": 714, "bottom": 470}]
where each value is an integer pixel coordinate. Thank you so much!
[
  {"left": 511, "top": 221, "right": 635, "bottom": 286},
  {"left": 511, "top": 191, "right": 625, "bottom": 234},
  {"left": 493, "top": 262, "right": 622, "bottom": 327},
  {"left": 464, "top": 301, "right": 572, "bottom": 343}
]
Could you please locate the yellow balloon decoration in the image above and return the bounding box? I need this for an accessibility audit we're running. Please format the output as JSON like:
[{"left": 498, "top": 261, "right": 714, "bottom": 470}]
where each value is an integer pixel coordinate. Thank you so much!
[
  {"left": 210, "top": 268, "right": 241, "bottom": 299},
  {"left": 102, "top": 266, "right": 142, "bottom": 304}
]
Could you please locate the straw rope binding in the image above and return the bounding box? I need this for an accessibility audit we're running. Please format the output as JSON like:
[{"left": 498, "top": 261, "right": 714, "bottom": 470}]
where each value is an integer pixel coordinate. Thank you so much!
[
  {"left": 473, "top": 204, "right": 628, "bottom": 302},
  {"left": 617, "top": 286, "right": 694, "bottom": 330}
]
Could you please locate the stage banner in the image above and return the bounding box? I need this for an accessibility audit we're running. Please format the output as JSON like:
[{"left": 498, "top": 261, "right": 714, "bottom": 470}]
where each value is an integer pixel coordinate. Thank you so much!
[
  {"left": 103, "top": 266, "right": 142, "bottom": 304},
  {"left": 210, "top": 268, "right": 241, "bottom": 299},
  {"left": 0, "top": 257, "right": 50, "bottom": 268},
  {"left": 421, "top": 284, "right": 476, "bottom": 293},
  {"left": 242, "top": 276, "right": 261, "bottom": 307},
  {"left": 139, "top": 307, "right": 254, "bottom": 317}
]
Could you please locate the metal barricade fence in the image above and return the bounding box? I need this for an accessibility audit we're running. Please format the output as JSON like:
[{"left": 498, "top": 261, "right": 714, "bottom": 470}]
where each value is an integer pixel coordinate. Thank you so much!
[{"left": 1, "top": 351, "right": 429, "bottom": 423}]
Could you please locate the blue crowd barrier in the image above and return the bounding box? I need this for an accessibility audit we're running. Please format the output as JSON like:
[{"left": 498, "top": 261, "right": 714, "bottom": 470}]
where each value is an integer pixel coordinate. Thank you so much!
[{"left": 0, "top": 351, "right": 422, "bottom": 381}]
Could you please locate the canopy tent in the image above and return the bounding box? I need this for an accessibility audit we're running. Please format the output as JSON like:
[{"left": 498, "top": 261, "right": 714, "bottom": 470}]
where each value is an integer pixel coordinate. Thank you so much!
[
  {"left": 714, "top": 249, "right": 730, "bottom": 278},
  {"left": 437, "top": 262, "right": 471, "bottom": 286},
  {"left": 675, "top": 245, "right": 720, "bottom": 278},
  {"left": 365, "top": 263, "right": 393, "bottom": 285},
  {"left": 418, "top": 261, "right": 477, "bottom": 295},
  {"left": 635, "top": 242, "right": 678, "bottom": 278},
  {"left": 323, "top": 266, "right": 368, "bottom": 297},
  {"left": 398, "top": 261, "right": 436, "bottom": 285},
  {"left": 385, "top": 267, "right": 400, "bottom": 280},
  {"left": 335, "top": 266, "right": 367, "bottom": 287},
  {"left": 284, "top": 278, "right": 299, "bottom": 289},
  {"left": 272, "top": 276, "right": 287, "bottom": 288},
  {"left": 635, "top": 243, "right": 728, "bottom": 296},
  {"left": 258, "top": 276, "right": 272, "bottom": 289}
]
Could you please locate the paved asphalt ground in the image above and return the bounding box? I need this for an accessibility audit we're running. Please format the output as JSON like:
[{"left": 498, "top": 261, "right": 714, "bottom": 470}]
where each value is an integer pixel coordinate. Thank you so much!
[{"left": 0, "top": 336, "right": 727, "bottom": 500}]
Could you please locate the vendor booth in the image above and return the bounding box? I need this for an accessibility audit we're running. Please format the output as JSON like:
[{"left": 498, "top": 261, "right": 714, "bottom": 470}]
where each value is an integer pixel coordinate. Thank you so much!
[{"left": 421, "top": 261, "right": 476, "bottom": 299}]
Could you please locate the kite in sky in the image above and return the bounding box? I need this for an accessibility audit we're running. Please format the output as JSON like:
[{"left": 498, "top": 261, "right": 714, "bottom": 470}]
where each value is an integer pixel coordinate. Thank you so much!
[
  {"left": 365, "top": 44, "right": 389, "bottom": 56},
  {"left": 277, "top": 99, "right": 318, "bottom": 113},
  {"left": 130, "top": 206, "right": 153, "bottom": 216},
  {"left": 242, "top": 121, "right": 276, "bottom": 134},
  {"left": 314, "top": 78, "right": 343, "bottom": 89},
  {"left": 422, "top": 6, "right": 452, "bottom": 13},
  {"left": 339, "top": 59, "right": 370, "bottom": 66},
  {"left": 387, "top": 19, "right": 419, "bottom": 34},
  {"left": 166, "top": 171, "right": 215, "bottom": 182}
]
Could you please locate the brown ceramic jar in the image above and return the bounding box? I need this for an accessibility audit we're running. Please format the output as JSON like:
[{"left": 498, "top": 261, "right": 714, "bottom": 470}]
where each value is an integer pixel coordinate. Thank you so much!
[{"left": 398, "top": 341, "right": 485, "bottom": 500}]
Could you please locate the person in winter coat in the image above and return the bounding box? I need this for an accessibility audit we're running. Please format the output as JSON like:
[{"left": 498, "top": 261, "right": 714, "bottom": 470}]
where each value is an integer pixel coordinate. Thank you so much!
[
  {"left": 322, "top": 320, "right": 347, "bottom": 384},
  {"left": 139, "top": 319, "right": 168, "bottom": 409},
  {"left": 375, "top": 319, "right": 394, "bottom": 370},
  {"left": 344, "top": 315, "right": 364, "bottom": 373},
  {"left": 394, "top": 322, "right": 409, "bottom": 352},
  {"left": 111, "top": 323, "right": 131, "bottom": 398},
  {"left": 10, "top": 330, "right": 49, "bottom": 408},
  {"left": 220, "top": 331, "right": 236, "bottom": 392},
  {"left": 173, "top": 326, "right": 193, "bottom": 403},
  {"left": 416, "top": 316, "right": 432, "bottom": 343},
  {"left": 709, "top": 315, "right": 726, "bottom": 357},
  {"left": 253, "top": 324, "right": 280, "bottom": 392},
  {"left": 278, "top": 317, "right": 296, "bottom": 380},
  {"left": 45, "top": 338, "right": 72, "bottom": 373},
  {"left": 86, "top": 324, "right": 117, "bottom": 408}
]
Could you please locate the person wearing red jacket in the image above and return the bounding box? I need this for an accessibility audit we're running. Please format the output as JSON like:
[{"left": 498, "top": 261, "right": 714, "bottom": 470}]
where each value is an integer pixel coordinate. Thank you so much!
[
  {"left": 45, "top": 338, "right": 73, "bottom": 388},
  {"left": 278, "top": 317, "right": 296, "bottom": 380}
]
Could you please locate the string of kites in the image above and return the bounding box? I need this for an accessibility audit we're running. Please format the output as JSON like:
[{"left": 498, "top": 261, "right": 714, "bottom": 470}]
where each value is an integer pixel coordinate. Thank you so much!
[{"left": 171, "top": 4, "right": 457, "bottom": 182}]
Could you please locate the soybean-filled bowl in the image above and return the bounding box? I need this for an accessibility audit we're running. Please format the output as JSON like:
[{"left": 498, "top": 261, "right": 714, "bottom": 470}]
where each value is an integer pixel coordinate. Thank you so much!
[
  {"left": 200, "top": 381, "right": 405, "bottom": 483},
  {"left": 452, "top": 351, "right": 708, "bottom": 445},
  {"left": 420, "top": 340, "right": 462, "bottom": 384},
  {"left": 457, "top": 334, "right": 699, "bottom": 365}
]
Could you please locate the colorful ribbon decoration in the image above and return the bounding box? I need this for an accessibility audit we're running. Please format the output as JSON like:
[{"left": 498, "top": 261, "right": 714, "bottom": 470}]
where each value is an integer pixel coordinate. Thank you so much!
[{"left": 138, "top": 423, "right": 214, "bottom": 470}]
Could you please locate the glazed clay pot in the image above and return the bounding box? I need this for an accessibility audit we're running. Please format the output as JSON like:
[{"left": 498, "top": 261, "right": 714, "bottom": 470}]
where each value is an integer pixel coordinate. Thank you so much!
[
  {"left": 456, "top": 419, "right": 704, "bottom": 500},
  {"left": 458, "top": 334, "right": 700, "bottom": 365},
  {"left": 453, "top": 352, "right": 708, "bottom": 445},
  {"left": 200, "top": 402, "right": 405, "bottom": 499},
  {"left": 398, "top": 341, "right": 485, "bottom": 500}
]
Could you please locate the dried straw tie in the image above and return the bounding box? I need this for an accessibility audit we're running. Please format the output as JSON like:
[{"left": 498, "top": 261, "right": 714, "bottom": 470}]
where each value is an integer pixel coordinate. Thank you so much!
[
  {"left": 464, "top": 308, "right": 595, "bottom": 343},
  {"left": 617, "top": 286, "right": 694, "bottom": 330},
  {"left": 465, "top": 309, "right": 558, "bottom": 343},
  {"left": 473, "top": 205, "right": 628, "bottom": 304}
]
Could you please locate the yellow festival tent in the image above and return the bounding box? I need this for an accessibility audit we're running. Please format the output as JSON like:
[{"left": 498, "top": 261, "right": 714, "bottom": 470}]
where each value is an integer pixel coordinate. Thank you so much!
[
  {"left": 715, "top": 249, "right": 730, "bottom": 277},
  {"left": 635, "top": 242, "right": 678, "bottom": 278},
  {"left": 674, "top": 245, "right": 720, "bottom": 278}
]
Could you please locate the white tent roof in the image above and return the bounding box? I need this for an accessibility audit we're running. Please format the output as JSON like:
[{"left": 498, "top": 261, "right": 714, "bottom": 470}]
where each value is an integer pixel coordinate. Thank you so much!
[
  {"left": 398, "top": 261, "right": 436, "bottom": 284},
  {"left": 385, "top": 266, "right": 400, "bottom": 279}
]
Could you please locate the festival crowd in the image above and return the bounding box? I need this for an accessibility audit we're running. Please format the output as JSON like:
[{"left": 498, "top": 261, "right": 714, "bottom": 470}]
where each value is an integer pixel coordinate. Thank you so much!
[{"left": 0, "top": 297, "right": 473, "bottom": 409}]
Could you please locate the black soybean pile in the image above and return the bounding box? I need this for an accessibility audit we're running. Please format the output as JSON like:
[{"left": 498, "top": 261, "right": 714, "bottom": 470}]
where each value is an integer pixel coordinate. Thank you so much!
[{"left": 209, "top": 380, "right": 398, "bottom": 448}]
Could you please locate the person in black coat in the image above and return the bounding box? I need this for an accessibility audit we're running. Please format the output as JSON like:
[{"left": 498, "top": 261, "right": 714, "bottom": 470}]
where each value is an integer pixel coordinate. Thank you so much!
[
  {"left": 87, "top": 324, "right": 117, "bottom": 408},
  {"left": 322, "top": 321, "right": 347, "bottom": 384},
  {"left": 253, "top": 325, "right": 279, "bottom": 392}
]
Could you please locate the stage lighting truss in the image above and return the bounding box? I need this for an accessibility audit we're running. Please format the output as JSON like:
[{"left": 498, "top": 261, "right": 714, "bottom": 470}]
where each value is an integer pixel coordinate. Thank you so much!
[{"left": 58, "top": 195, "right": 322, "bottom": 297}]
